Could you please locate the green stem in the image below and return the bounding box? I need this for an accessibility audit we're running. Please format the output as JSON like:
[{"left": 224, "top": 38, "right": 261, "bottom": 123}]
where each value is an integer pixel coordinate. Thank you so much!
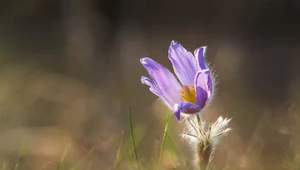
[
  {"left": 157, "top": 111, "right": 171, "bottom": 169},
  {"left": 199, "top": 163, "right": 207, "bottom": 170},
  {"left": 128, "top": 107, "right": 141, "bottom": 169}
]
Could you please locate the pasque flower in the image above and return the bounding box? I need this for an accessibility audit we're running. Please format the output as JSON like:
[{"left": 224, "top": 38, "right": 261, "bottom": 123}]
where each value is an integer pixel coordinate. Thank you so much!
[{"left": 140, "top": 41, "right": 212, "bottom": 120}]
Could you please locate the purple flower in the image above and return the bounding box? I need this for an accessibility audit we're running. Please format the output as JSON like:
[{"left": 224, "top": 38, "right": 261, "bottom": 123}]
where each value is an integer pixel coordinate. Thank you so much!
[{"left": 140, "top": 41, "right": 212, "bottom": 120}]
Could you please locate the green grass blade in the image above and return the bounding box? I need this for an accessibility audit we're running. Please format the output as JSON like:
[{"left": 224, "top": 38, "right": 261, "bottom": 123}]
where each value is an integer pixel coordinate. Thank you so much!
[
  {"left": 57, "top": 144, "right": 70, "bottom": 170},
  {"left": 157, "top": 111, "right": 171, "bottom": 169},
  {"left": 14, "top": 139, "right": 24, "bottom": 170},
  {"left": 166, "top": 132, "right": 181, "bottom": 166},
  {"left": 56, "top": 128, "right": 70, "bottom": 170},
  {"left": 127, "top": 154, "right": 135, "bottom": 170},
  {"left": 112, "top": 130, "right": 124, "bottom": 169},
  {"left": 128, "top": 107, "right": 140, "bottom": 169},
  {"left": 71, "top": 147, "right": 95, "bottom": 170},
  {"left": 124, "top": 124, "right": 145, "bottom": 158}
]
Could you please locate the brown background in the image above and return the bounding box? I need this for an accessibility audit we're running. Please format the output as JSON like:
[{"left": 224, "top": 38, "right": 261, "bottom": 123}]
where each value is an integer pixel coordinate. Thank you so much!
[{"left": 0, "top": 0, "right": 299, "bottom": 169}]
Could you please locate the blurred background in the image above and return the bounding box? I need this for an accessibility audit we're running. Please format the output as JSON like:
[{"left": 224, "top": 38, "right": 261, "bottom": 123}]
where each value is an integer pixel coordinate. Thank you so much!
[{"left": 0, "top": 0, "right": 300, "bottom": 169}]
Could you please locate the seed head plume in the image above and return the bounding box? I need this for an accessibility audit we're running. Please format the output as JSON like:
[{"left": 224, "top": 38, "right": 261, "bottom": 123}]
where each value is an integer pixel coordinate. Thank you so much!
[{"left": 181, "top": 115, "right": 231, "bottom": 170}]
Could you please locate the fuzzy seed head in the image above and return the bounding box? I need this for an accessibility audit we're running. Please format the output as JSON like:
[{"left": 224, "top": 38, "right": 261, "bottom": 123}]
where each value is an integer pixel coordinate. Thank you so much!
[{"left": 181, "top": 115, "right": 231, "bottom": 169}]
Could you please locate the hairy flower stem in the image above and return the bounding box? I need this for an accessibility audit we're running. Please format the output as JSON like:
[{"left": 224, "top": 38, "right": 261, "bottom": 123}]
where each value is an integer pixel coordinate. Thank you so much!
[
  {"left": 199, "top": 164, "right": 207, "bottom": 170},
  {"left": 195, "top": 115, "right": 211, "bottom": 170},
  {"left": 197, "top": 141, "right": 211, "bottom": 170}
]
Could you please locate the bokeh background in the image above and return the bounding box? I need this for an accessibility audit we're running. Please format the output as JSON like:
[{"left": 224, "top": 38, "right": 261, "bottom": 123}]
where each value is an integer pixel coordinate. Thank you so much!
[{"left": 0, "top": 0, "right": 300, "bottom": 169}]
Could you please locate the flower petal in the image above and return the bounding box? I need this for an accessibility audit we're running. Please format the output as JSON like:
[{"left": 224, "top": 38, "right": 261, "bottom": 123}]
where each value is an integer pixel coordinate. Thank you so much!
[
  {"left": 168, "top": 41, "right": 198, "bottom": 85},
  {"left": 141, "top": 76, "right": 160, "bottom": 96},
  {"left": 194, "top": 46, "right": 207, "bottom": 70},
  {"left": 194, "top": 69, "right": 211, "bottom": 108},
  {"left": 140, "top": 57, "right": 181, "bottom": 108},
  {"left": 174, "top": 102, "right": 201, "bottom": 120}
]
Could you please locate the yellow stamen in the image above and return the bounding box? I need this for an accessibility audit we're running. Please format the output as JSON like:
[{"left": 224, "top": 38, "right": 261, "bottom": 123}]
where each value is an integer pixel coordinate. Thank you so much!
[{"left": 179, "top": 85, "right": 196, "bottom": 103}]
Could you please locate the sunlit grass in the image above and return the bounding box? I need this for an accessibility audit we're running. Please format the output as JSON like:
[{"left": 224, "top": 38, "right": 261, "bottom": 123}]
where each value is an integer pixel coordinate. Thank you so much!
[
  {"left": 157, "top": 111, "right": 171, "bottom": 169},
  {"left": 0, "top": 107, "right": 299, "bottom": 170},
  {"left": 112, "top": 130, "right": 124, "bottom": 169},
  {"left": 128, "top": 107, "right": 141, "bottom": 169}
]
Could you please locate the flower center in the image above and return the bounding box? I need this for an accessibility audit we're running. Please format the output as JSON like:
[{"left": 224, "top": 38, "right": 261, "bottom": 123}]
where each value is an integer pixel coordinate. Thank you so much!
[{"left": 179, "top": 85, "right": 196, "bottom": 103}]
